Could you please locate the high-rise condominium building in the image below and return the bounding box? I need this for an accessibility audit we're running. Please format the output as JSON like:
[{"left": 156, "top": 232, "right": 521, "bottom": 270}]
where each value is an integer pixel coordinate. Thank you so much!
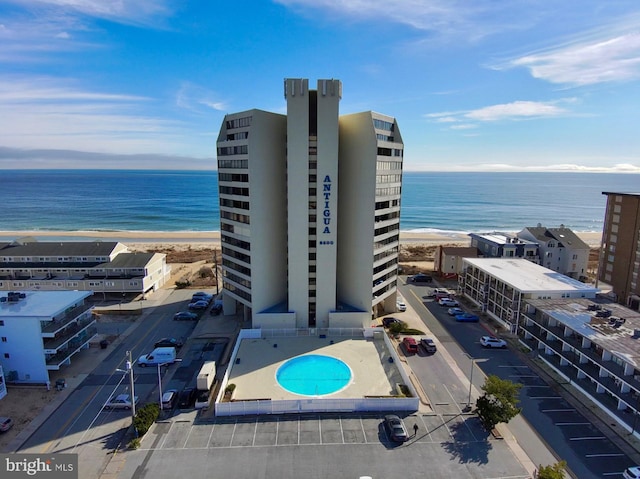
[
  {"left": 600, "top": 191, "right": 640, "bottom": 310},
  {"left": 216, "top": 78, "right": 403, "bottom": 329}
]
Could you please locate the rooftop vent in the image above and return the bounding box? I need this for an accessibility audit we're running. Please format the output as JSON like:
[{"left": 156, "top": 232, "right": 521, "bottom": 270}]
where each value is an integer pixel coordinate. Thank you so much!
[
  {"left": 5, "top": 291, "right": 26, "bottom": 303},
  {"left": 595, "top": 309, "right": 612, "bottom": 318},
  {"left": 588, "top": 304, "right": 602, "bottom": 311},
  {"left": 633, "top": 329, "right": 640, "bottom": 339}
]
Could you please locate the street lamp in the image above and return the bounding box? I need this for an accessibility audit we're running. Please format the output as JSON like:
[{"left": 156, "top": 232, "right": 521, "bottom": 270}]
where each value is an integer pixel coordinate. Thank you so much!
[
  {"left": 157, "top": 359, "right": 182, "bottom": 411},
  {"left": 464, "top": 356, "right": 489, "bottom": 412}
]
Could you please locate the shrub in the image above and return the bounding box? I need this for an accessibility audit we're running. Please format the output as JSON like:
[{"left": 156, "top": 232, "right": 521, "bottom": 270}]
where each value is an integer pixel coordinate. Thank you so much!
[
  {"left": 198, "top": 266, "right": 214, "bottom": 278},
  {"left": 128, "top": 437, "right": 141, "bottom": 450},
  {"left": 174, "top": 279, "right": 191, "bottom": 289},
  {"left": 133, "top": 403, "right": 160, "bottom": 437},
  {"left": 402, "top": 328, "right": 425, "bottom": 335},
  {"left": 225, "top": 383, "right": 236, "bottom": 393},
  {"left": 388, "top": 321, "right": 406, "bottom": 335}
]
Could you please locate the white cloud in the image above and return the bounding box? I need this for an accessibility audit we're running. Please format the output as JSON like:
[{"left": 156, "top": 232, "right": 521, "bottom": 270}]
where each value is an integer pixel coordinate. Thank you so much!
[
  {"left": 465, "top": 100, "right": 567, "bottom": 121},
  {"left": 176, "top": 82, "right": 227, "bottom": 113},
  {"left": 275, "top": 0, "right": 536, "bottom": 41},
  {"left": 510, "top": 32, "right": 640, "bottom": 86},
  {"left": 0, "top": 75, "right": 209, "bottom": 155},
  {"left": 405, "top": 162, "right": 640, "bottom": 173},
  {"left": 425, "top": 99, "right": 570, "bottom": 131},
  {"left": 7, "top": 0, "right": 171, "bottom": 26}
]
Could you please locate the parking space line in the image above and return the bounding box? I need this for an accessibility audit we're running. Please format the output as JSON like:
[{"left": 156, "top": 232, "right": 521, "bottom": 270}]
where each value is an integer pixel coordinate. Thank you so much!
[
  {"left": 224, "top": 420, "right": 235, "bottom": 447},
  {"left": 541, "top": 409, "right": 575, "bottom": 413},
  {"left": 275, "top": 418, "right": 279, "bottom": 446},
  {"left": 158, "top": 422, "right": 173, "bottom": 450},
  {"left": 183, "top": 424, "right": 194, "bottom": 449},
  {"left": 529, "top": 396, "right": 562, "bottom": 399},
  {"left": 205, "top": 423, "right": 216, "bottom": 448},
  {"left": 252, "top": 418, "right": 258, "bottom": 447},
  {"left": 442, "top": 384, "right": 462, "bottom": 414},
  {"left": 359, "top": 418, "right": 368, "bottom": 443},
  {"left": 509, "top": 375, "right": 537, "bottom": 378},
  {"left": 569, "top": 436, "right": 606, "bottom": 441},
  {"left": 555, "top": 423, "right": 591, "bottom": 426},
  {"left": 318, "top": 417, "right": 322, "bottom": 444},
  {"left": 339, "top": 417, "right": 345, "bottom": 443}
]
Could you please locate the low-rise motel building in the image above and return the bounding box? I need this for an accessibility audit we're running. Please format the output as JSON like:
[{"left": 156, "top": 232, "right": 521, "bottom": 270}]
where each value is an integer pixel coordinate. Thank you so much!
[
  {"left": 520, "top": 298, "right": 640, "bottom": 434},
  {"left": 0, "top": 290, "right": 95, "bottom": 385},
  {"left": 459, "top": 257, "right": 599, "bottom": 333}
]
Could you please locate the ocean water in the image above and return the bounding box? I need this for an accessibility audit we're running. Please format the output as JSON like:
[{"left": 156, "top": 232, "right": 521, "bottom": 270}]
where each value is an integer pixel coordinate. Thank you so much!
[{"left": 0, "top": 169, "right": 636, "bottom": 235}]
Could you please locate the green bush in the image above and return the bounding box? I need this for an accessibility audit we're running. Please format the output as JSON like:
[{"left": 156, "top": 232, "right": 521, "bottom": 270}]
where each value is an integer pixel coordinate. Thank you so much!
[
  {"left": 175, "top": 279, "right": 191, "bottom": 289},
  {"left": 128, "top": 437, "right": 141, "bottom": 450},
  {"left": 402, "top": 328, "right": 425, "bottom": 335},
  {"left": 225, "top": 383, "right": 236, "bottom": 393},
  {"left": 388, "top": 321, "right": 407, "bottom": 335},
  {"left": 133, "top": 403, "right": 160, "bottom": 437}
]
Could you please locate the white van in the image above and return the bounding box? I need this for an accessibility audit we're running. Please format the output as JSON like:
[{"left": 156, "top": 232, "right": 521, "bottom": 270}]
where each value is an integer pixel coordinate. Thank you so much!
[{"left": 137, "top": 347, "right": 177, "bottom": 367}]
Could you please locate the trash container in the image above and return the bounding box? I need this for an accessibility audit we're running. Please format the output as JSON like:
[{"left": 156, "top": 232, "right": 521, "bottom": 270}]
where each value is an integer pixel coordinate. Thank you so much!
[
  {"left": 100, "top": 340, "right": 109, "bottom": 349},
  {"left": 55, "top": 378, "right": 66, "bottom": 391}
]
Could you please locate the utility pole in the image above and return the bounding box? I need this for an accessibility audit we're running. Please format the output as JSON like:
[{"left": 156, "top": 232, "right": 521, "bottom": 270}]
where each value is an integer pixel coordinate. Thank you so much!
[{"left": 126, "top": 351, "right": 136, "bottom": 419}]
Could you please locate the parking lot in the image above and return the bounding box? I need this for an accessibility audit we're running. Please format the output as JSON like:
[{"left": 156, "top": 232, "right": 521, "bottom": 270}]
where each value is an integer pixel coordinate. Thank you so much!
[
  {"left": 114, "top": 412, "right": 530, "bottom": 479},
  {"left": 146, "top": 412, "right": 498, "bottom": 451}
]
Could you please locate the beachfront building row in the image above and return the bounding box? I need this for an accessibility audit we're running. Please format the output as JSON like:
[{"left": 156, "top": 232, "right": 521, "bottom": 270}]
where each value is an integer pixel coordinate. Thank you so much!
[
  {"left": 0, "top": 238, "right": 170, "bottom": 298},
  {"left": 520, "top": 298, "right": 640, "bottom": 434},
  {"left": 216, "top": 78, "right": 403, "bottom": 328},
  {"left": 600, "top": 192, "right": 640, "bottom": 310},
  {"left": 0, "top": 290, "right": 95, "bottom": 385}
]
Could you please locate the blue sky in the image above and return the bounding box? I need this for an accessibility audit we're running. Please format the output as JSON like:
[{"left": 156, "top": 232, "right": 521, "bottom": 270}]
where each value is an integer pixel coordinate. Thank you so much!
[{"left": 1, "top": 0, "right": 640, "bottom": 172}]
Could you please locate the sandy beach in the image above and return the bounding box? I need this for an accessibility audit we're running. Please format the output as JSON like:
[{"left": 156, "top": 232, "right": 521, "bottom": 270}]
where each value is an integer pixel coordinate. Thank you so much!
[{"left": 0, "top": 230, "right": 603, "bottom": 248}]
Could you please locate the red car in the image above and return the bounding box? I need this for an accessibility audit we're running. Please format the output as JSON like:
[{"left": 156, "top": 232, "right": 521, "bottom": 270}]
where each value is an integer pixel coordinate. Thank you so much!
[{"left": 402, "top": 337, "right": 418, "bottom": 354}]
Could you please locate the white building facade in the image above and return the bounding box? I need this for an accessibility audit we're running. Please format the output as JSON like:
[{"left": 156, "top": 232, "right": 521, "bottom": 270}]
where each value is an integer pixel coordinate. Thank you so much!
[
  {"left": 216, "top": 78, "right": 403, "bottom": 329},
  {"left": 0, "top": 290, "right": 95, "bottom": 384},
  {"left": 460, "top": 258, "right": 599, "bottom": 332}
]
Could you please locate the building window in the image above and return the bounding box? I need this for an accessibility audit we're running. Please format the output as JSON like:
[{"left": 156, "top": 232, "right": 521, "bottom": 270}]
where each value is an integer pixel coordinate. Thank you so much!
[
  {"left": 1, "top": 337, "right": 6, "bottom": 342},
  {"left": 3, "top": 353, "right": 8, "bottom": 359},
  {"left": 0, "top": 321, "right": 3, "bottom": 326}
]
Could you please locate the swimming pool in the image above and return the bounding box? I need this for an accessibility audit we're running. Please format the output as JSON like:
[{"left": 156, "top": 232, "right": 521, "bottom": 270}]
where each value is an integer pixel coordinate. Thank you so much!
[{"left": 276, "top": 354, "right": 352, "bottom": 396}]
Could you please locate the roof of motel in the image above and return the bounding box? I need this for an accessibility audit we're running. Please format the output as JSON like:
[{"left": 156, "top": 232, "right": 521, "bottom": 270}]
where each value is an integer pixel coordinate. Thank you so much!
[
  {"left": 468, "top": 232, "right": 537, "bottom": 246},
  {"left": 105, "top": 252, "right": 158, "bottom": 268},
  {"left": 0, "top": 239, "right": 122, "bottom": 256},
  {"left": 463, "top": 257, "right": 600, "bottom": 293},
  {"left": 0, "top": 290, "right": 92, "bottom": 318},
  {"left": 521, "top": 226, "right": 589, "bottom": 249},
  {"left": 526, "top": 298, "right": 640, "bottom": 364}
]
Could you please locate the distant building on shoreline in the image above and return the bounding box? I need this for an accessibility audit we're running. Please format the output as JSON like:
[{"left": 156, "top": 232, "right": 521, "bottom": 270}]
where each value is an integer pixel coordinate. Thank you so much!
[
  {"left": 216, "top": 78, "right": 404, "bottom": 328},
  {"left": 600, "top": 192, "right": 640, "bottom": 310},
  {"left": 0, "top": 238, "right": 170, "bottom": 298}
]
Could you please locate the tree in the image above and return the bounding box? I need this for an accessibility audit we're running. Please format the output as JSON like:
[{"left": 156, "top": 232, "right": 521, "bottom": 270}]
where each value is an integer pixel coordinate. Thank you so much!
[
  {"left": 475, "top": 374, "right": 523, "bottom": 430},
  {"left": 536, "top": 460, "right": 567, "bottom": 479}
]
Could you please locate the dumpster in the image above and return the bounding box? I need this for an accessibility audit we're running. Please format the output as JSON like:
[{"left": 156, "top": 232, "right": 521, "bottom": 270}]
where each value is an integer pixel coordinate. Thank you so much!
[
  {"left": 55, "top": 378, "right": 66, "bottom": 391},
  {"left": 100, "top": 340, "right": 109, "bottom": 349}
]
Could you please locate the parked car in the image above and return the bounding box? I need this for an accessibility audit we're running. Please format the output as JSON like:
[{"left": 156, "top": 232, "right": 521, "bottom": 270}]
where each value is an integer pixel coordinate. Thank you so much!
[
  {"left": 154, "top": 338, "right": 183, "bottom": 349},
  {"left": 455, "top": 313, "right": 480, "bottom": 322},
  {"left": 438, "top": 297, "right": 459, "bottom": 307},
  {"left": 104, "top": 394, "right": 138, "bottom": 410},
  {"left": 0, "top": 417, "right": 13, "bottom": 432},
  {"left": 177, "top": 387, "right": 197, "bottom": 409},
  {"left": 447, "top": 307, "right": 464, "bottom": 316},
  {"left": 409, "top": 273, "right": 432, "bottom": 283},
  {"left": 402, "top": 337, "right": 418, "bottom": 354},
  {"left": 383, "top": 414, "right": 409, "bottom": 442},
  {"left": 192, "top": 291, "right": 212, "bottom": 299},
  {"left": 396, "top": 299, "right": 407, "bottom": 312},
  {"left": 161, "top": 389, "right": 178, "bottom": 409},
  {"left": 420, "top": 337, "right": 437, "bottom": 354},
  {"left": 188, "top": 300, "right": 209, "bottom": 310},
  {"left": 624, "top": 466, "right": 640, "bottom": 479},
  {"left": 191, "top": 294, "right": 211, "bottom": 304},
  {"left": 480, "top": 336, "right": 507, "bottom": 348},
  {"left": 174, "top": 311, "right": 198, "bottom": 321},
  {"left": 210, "top": 303, "right": 223, "bottom": 315},
  {"left": 382, "top": 317, "right": 402, "bottom": 328},
  {"left": 431, "top": 288, "right": 450, "bottom": 297}
]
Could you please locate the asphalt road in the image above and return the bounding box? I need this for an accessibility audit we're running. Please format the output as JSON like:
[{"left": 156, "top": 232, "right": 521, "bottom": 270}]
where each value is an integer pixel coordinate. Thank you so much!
[
  {"left": 400, "top": 279, "right": 638, "bottom": 479},
  {"left": 16, "top": 289, "right": 218, "bottom": 479}
]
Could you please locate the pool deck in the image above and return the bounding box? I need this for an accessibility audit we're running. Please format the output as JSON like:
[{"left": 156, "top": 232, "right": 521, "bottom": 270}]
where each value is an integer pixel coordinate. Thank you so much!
[{"left": 227, "top": 335, "right": 405, "bottom": 401}]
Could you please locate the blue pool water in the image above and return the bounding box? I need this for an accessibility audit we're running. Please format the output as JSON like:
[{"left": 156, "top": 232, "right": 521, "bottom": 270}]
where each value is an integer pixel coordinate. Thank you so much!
[{"left": 276, "top": 355, "right": 352, "bottom": 396}]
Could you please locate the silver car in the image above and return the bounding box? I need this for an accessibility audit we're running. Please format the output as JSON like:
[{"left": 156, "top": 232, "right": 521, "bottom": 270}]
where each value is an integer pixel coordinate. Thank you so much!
[{"left": 104, "top": 394, "right": 138, "bottom": 410}]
